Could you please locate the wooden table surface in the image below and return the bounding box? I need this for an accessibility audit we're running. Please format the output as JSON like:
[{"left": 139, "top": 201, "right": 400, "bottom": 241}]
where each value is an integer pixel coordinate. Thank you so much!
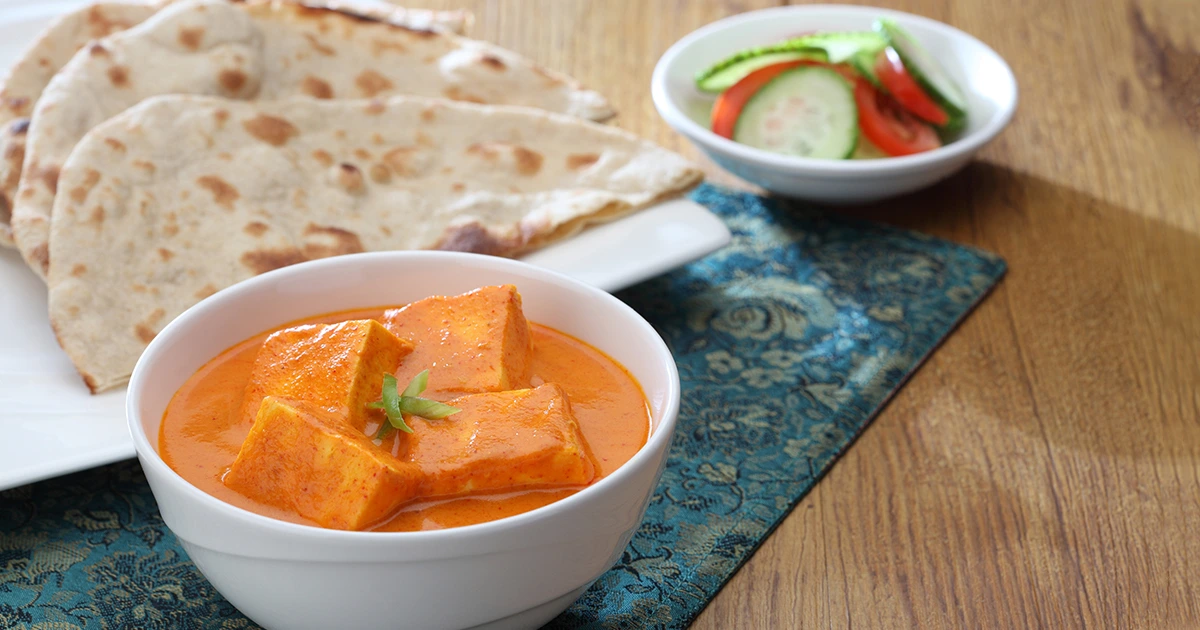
[{"left": 410, "top": 1, "right": 1200, "bottom": 627}]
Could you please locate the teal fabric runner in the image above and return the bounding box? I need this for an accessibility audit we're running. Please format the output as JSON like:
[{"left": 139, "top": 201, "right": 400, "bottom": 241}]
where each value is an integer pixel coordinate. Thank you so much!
[{"left": 0, "top": 184, "right": 1006, "bottom": 629}]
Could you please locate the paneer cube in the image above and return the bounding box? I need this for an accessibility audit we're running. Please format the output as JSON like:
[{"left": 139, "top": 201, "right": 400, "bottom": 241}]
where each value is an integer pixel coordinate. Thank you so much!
[
  {"left": 381, "top": 285, "right": 533, "bottom": 397},
  {"left": 405, "top": 383, "right": 597, "bottom": 498},
  {"left": 224, "top": 397, "right": 423, "bottom": 530},
  {"left": 239, "top": 319, "right": 413, "bottom": 431}
]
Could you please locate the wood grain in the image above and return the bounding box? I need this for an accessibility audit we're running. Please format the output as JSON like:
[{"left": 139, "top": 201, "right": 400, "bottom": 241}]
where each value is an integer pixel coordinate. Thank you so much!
[{"left": 403, "top": 1, "right": 1200, "bottom": 627}]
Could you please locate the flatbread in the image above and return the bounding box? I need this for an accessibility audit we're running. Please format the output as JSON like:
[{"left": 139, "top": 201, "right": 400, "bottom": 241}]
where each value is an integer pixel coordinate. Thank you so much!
[
  {"left": 47, "top": 95, "right": 701, "bottom": 392},
  {"left": 0, "top": 1, "right": 161, "bottom": 248},
  {"left": 11, "top": 0, "right": 588, "bottom": 277},
  {"left": 309, "top": 0, "right": 472, "bottom": 33},
  {"left": 0, "top": 0, "right": 470, "bottom": 250}
]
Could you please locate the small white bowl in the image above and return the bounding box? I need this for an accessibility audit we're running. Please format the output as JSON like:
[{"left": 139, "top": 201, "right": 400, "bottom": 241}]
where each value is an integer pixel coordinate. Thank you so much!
[
  {"left": 127, "top": 251, "right": 681, "bottom": 630},
  {"left": 651, "top": 4, "right": 1017, "bottom": 203}
]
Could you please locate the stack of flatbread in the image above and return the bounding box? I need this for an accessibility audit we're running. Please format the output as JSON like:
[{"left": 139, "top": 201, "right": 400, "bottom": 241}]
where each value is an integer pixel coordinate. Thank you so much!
[{"left": 0, "top": 0, "right": 703, "bottom": 393}]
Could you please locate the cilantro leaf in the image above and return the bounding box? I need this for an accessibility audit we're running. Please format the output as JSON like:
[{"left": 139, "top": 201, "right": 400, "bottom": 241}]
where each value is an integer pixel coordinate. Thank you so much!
[
  {"left": 398, "top": 396, "right": 461, "bottom": 420},
  {"left": 370, "top": 370, "right": 461, "bottom": 440}
]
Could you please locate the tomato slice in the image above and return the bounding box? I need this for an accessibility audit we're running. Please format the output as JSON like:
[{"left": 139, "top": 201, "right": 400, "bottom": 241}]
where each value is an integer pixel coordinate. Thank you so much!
[
  {"left": 711, "top": 61, "right": 810, "bottom": 138},
  {"left": 852, "top": 78, "right": 941, "bottom": 156},
  {"left": 874, "top": 48, "right": 948, "bottom": 126}
]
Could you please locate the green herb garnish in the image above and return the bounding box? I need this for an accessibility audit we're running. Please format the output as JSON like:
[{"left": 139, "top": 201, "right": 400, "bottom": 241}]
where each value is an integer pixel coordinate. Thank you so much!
[{"left": 369, "top": 370, "right": 460, "bottom": 440}]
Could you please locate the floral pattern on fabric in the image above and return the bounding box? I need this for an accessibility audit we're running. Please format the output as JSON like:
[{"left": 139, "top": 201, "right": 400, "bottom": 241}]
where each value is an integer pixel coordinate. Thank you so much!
[
  {"left": 550, "top": 184, "right": 1005, "bottom": 628},
  {"left": 0, "top": 464, "right": 244, "bottom": 629},
  {"left": 0, "top": 184, "right": 1005, "bottom": 629}
]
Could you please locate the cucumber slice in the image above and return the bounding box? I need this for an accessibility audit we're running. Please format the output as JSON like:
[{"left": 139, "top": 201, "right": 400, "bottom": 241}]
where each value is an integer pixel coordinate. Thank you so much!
[
  {"left": 695, "top": 31, "right": 887, "bottom": 93},
  {"left": 875, "top": 19, "right": 967, "bottom": 120},
  {"left": 733, "top": 67, "right": 858, "bottom": 160},
  {"left": 697, "top": 50, "right": 823, "bottom": 93},
  {"left": 794, "top": 31, "right": 886, "bottom": 64},
  {"left": 847, "top": 49, "right": 882, "bottom": 87}
]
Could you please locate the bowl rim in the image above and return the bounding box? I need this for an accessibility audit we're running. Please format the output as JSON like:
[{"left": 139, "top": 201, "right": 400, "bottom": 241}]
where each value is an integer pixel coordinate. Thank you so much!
[
  {"left": 127, "top": 250, "right": 681, "bottom": 543},
  {"left": 650, "top": 3, "right": 1019, "bottom": 174}
]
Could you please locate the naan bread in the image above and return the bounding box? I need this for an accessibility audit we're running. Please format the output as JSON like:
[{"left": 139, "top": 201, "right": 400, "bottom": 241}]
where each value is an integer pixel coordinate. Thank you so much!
[
  {"left": 47, "top": 95, "right": 700, "bottom": 392},
  {"left": 0, "top": 0, "right": 468, "bottom": 250},
  {"left": 11, "top": 0, "right": 601, "bottom": 278},
  {"left": 0, "top": 1, "right": 161, "bottom": 248},
  {"left": 307, "top": 0, "right": 472, "bottom": 33}
]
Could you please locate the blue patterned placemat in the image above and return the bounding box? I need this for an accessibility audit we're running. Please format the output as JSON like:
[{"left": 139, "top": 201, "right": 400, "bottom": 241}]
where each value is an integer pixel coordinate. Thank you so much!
[{"left": 0, "top": 184, "right": 1005, "bottom": 630}]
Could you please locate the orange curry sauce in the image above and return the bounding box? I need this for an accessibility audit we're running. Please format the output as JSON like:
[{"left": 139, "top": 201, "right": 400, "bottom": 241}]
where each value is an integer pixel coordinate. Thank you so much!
[{"left": 158, "top": 307, "right": 650, "bottom": 531}]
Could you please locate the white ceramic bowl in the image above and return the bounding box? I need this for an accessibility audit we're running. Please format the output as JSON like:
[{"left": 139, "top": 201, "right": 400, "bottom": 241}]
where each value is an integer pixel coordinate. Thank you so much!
[
  {"left": 651, "top": 4, "right": 1018, "bottom": 203},
  {"left": 127, "top": 251, "right": 681, "bottom": 630}
]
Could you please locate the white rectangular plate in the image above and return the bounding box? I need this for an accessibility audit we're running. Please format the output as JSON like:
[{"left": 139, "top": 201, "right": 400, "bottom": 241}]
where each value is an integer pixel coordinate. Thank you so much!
[{"left": 0, "top": 1, "right": 730, "bottom": 490}]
